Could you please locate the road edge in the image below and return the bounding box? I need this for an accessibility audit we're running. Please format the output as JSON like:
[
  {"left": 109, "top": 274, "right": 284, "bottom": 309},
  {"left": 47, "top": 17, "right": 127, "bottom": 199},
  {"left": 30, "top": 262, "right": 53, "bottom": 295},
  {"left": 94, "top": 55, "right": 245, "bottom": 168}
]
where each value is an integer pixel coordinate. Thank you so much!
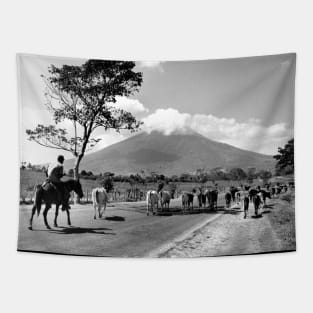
[{"left": 145, "top": 213, "right": 223, "bottom": 257}]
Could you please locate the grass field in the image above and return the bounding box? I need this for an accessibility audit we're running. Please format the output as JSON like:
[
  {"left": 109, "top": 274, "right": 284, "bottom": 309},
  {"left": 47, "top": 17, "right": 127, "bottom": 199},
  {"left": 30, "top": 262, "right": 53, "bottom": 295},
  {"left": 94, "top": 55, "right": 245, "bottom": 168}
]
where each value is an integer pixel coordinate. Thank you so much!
[
  {"left": 20, "top": 169, "right": 294, "bottom": 204},
  {"left": 20, "top": 169, "right": 245, "bottom": 203}
]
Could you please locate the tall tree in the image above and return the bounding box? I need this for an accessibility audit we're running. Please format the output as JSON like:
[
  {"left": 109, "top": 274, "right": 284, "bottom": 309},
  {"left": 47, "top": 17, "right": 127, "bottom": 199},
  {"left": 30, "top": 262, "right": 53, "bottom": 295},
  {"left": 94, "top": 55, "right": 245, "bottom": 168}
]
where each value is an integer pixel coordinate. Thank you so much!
[
  {"left": 273, "top": 138, "right": 294, "bottom": 174},
  {"left": 26, "top": 60, "right": 143, "bottom": 180},
  {"left": 229, "top": 167, "right": 247, "bottom": 181}
]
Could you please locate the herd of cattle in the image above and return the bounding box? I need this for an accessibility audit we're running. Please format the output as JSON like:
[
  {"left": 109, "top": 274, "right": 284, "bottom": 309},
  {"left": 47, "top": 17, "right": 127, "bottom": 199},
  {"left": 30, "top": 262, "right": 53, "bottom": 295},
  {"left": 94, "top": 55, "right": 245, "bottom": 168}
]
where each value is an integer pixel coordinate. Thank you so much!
[
  {"left": 92, "top": 182, "right": 294, "bottom": 219},
  {"left": 146, "top": 181, "right": 293, "bottom": 216}
]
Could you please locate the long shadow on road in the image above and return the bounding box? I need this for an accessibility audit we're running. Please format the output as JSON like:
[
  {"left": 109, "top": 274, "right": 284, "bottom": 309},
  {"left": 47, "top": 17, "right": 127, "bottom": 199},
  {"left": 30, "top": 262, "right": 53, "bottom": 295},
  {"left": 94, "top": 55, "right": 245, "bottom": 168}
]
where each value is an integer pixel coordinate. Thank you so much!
[
  {"left": 32, "top": 226, "right": 116, "bottom": 235},
  {"left": 104, "top": 216, "right": 125, "bottom": 222}
]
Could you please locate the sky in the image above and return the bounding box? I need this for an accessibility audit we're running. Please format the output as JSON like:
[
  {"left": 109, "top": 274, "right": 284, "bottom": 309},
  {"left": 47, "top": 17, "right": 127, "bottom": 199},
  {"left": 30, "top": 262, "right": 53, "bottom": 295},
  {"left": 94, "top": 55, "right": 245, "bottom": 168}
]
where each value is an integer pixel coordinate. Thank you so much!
[{"left": 18, "top": 53, "right": 295, "bottom": 164}]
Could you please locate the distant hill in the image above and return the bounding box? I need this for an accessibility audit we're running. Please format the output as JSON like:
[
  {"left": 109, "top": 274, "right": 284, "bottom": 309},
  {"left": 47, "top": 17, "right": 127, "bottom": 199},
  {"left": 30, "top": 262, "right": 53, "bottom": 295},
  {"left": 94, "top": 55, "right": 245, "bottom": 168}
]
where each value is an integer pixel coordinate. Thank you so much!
[{"left": 64, "top": 131, "right": 275, "bottom": 175}]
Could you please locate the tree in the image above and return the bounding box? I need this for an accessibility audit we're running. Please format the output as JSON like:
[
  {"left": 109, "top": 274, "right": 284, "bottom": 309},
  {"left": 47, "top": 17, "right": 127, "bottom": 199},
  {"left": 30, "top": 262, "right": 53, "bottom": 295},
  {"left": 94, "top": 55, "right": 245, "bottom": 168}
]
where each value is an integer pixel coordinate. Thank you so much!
[
  {"left": 229, "top": 168, "right": 247, "bottom": 181},
  {"left": 273, "top": 138, "right": 294, "bottom": 174},
  {"left": 80, "top": 170, "right": 88, "bottom": 176},
  {"left": 26, "top": 60, "right": 143, "bottom": 181},
  {"left": 257, "top": 170, "right": 272, "bottom": 180},
  {"left": 102, "top": 175, "right": 114, "bottom": 192}
]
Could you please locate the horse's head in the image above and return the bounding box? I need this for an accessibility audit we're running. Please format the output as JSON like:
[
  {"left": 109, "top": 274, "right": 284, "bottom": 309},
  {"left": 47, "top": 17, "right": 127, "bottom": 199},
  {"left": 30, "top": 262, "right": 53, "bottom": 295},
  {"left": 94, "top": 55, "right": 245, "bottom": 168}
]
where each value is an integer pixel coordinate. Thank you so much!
[{"left": 73, "top": 180, "right": 84, "bottom": 198}]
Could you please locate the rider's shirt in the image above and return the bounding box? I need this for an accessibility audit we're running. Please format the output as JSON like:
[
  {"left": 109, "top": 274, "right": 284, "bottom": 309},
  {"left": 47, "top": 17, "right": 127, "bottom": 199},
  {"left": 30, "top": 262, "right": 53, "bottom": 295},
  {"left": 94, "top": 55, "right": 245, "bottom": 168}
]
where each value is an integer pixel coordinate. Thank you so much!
[{"left": 47, "top": 162, "right": 64, "bottom": 183}]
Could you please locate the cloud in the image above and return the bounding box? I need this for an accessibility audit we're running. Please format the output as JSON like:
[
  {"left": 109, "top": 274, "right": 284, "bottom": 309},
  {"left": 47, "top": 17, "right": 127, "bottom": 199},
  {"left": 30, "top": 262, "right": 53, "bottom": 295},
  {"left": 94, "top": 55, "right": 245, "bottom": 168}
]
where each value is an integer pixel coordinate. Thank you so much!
[
  {"left": 112, "top": 96, "right": 149, "bottom": 116},
  {"left": 143, "top": 108, "right": 190, "bottom": 135},
  {"left": 142, "top": 108, "right": 293, "bottom": 155},
  {"left": 137, "top": 61, "right": 163, "bottom": 71}
]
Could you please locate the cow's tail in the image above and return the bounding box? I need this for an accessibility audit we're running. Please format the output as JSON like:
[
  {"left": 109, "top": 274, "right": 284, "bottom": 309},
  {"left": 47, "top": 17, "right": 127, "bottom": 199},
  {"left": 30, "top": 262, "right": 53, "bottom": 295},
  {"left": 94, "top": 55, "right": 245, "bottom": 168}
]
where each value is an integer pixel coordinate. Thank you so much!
[{"left": 34, "top": 185, "right": 43, "bottom": 216}]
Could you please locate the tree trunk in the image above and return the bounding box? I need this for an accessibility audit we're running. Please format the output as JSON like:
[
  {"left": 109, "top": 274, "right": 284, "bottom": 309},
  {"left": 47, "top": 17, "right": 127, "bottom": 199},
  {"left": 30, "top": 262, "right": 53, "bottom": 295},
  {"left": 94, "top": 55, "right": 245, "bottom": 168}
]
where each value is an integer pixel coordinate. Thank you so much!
[{"left": 74, "top": 156, "right": 81, "bottom": 204}]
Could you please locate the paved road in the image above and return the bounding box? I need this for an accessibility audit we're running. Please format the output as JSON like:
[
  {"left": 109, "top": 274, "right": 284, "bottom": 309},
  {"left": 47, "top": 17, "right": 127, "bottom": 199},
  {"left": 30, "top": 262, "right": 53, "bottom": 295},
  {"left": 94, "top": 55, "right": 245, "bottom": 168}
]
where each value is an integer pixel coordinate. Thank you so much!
[{"left": 18, "top": 198, "right": 220, "bottom": 257}]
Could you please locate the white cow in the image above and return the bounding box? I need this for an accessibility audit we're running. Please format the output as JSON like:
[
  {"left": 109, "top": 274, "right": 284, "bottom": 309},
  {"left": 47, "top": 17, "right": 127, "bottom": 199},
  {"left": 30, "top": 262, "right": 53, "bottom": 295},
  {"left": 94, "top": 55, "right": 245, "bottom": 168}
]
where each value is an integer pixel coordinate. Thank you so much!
[
  {"left": 159, "top": 190, "right": 171, "bottom": 210},
  {"left": 92, "top": 187, "right": 108, "bottom": 219},
  {"left": 146, "top": 190, "right": 159, "bottom": 216}
]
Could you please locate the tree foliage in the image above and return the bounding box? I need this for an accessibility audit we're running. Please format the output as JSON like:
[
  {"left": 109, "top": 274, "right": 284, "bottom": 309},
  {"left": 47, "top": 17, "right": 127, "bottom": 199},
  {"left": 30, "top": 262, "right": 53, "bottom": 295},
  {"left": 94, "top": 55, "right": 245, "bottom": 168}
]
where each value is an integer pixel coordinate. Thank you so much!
[
  {"left": 26, "top": 60, "right": 143, "bottom": 178},
  {"left": 273, "top": 138, "right": 294, "bottom": 174}
]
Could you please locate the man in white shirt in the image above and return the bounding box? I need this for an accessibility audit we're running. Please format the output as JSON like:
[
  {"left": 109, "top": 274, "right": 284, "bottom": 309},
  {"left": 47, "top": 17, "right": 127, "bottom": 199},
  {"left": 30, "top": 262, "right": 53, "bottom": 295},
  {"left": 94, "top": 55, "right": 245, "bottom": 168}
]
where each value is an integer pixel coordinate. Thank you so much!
[{"left": 45, "top": 155, "right": 70, "bottom": 210}]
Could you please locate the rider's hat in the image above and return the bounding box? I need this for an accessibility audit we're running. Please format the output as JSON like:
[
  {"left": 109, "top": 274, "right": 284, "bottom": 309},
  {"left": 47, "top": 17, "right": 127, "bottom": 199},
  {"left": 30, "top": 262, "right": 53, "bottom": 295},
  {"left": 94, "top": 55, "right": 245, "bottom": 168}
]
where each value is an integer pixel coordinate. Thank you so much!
[{"left": 57, "top": 155, "right": 65, "bottom": 163}]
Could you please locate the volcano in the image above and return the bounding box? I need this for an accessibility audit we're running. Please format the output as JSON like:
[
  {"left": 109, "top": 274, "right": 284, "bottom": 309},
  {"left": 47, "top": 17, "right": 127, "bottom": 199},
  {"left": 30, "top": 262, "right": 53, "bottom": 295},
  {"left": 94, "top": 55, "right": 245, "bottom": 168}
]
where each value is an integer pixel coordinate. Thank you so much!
[{"left": 64, "top": 131, "right": 275, "bottom": 175}]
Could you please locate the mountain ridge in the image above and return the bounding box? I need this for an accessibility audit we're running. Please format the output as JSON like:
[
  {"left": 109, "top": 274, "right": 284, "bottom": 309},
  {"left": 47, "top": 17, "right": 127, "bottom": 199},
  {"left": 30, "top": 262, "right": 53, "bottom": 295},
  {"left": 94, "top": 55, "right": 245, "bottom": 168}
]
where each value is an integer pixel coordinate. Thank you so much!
[{"left": 64, "top": 131, "right": 275, "bottom": 175}]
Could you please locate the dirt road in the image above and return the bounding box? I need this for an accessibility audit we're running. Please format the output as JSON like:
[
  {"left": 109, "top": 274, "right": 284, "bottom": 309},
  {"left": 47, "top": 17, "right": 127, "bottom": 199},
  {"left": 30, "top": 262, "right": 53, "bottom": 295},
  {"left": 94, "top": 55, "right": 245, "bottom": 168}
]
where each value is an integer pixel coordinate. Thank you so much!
[{"left": 162, "top": 196, "right": 296, "bottom": 257}]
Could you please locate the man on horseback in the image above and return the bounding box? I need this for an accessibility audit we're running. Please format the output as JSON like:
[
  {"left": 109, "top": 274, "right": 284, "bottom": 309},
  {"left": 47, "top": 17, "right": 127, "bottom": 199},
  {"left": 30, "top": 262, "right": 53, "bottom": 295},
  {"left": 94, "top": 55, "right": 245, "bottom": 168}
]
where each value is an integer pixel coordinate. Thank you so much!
[{"left": 44, "top": 155, "right": 70, "bottom": 210}]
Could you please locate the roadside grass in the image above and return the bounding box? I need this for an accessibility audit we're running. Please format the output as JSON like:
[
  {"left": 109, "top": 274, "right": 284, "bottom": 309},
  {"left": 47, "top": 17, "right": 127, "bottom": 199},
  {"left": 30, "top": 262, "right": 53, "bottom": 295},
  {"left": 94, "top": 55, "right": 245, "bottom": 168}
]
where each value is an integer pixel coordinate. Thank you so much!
[{"left": 267, "top": 191, "right": 296, "bottom": 251}]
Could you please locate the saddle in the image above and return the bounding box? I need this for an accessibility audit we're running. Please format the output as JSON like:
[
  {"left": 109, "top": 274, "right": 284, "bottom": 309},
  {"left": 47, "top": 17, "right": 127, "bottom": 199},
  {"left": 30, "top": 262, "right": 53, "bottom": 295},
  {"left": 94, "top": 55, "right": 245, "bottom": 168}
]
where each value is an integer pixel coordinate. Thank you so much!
[{"left": 42, "top": 179, "right": 57, "bottom": 191}]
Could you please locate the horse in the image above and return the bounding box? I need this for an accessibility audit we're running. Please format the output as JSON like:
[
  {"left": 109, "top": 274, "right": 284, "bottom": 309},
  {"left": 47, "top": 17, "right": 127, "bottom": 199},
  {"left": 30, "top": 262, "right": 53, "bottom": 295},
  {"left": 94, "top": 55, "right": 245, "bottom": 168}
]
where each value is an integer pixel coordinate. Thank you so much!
[{"left": 28, "top": 179, "right": 84, "bottom": 230}]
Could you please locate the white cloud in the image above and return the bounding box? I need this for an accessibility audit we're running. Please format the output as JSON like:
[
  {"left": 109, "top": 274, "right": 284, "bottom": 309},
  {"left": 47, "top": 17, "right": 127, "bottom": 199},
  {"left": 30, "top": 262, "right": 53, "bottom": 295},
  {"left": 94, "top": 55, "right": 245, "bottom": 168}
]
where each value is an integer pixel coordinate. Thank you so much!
[
  {"left": 143, "top": 108, "right": 190, "bottom": 135},
  {"left": 142, "top": 108, "right": 293, "bottom": 155},
  {"left": 137, "top": 61, "right": 163, "bottom": 71},
  {"left": 112, "top": 96, "right": 149, "bottom": 116}
]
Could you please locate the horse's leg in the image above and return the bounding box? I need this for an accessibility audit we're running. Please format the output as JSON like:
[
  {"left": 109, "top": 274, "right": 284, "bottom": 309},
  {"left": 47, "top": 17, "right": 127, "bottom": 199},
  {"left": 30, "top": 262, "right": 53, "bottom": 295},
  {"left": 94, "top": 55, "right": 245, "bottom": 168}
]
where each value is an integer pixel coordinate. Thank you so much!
[
  {"left": 28, "top": 205, "right": 37, "bottom": 230},
  {"left": 99, "top": 205, "right": 102, "bottom": 218},
  {"left": 43, "top": 205, "right": 51, "bottom": 230},
  {"left": 54, "top": 204, "right": 59, "bottom": 227},
  {"left": 66, "top": 208, "right": 71, "bottom": 226},
  {"left": 93, "top": 203, "right": 97, "bottom": 219},
  {"left": 102, "top": 203, "right": 106, "bottom": 218}
]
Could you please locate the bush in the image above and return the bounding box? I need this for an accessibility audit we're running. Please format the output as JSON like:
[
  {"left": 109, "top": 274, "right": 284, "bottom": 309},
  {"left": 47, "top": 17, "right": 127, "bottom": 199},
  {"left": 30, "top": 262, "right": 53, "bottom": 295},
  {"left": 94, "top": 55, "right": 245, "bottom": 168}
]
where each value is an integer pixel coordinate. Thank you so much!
[
  {"left": 101, "top": 176, "right": 114, "bottom": 192},
  {"left": 281, "top": 193, "right": 292, "bottom": 203}
]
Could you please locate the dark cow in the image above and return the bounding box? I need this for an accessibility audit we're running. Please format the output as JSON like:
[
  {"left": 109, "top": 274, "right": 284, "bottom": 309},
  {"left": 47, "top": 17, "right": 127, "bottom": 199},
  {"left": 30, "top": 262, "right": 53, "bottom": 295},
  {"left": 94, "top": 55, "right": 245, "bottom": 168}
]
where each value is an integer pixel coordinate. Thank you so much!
[
  {"left": 206, "top": 190, "right": 218, "bottom": 210},
  {"left": 225, "top": 192, "right": 232, "bottom": 208},
  {"left": 230, "top": 186, "right": 239, "bottom": 202},
  {"left": 259, "top": 189, "right": 271, "bottom": 205},
  {"left": 182, "top": 192, "right": 194, "bottom": 213},
  {"left": 253, "top": 193, "right": 262, "bottom": 216},
  {"left": 249, "top": 188, "right": 258, "bottom": 201},
  {"left": 196, "top": 187, "right": 206, "bottom": 208}
]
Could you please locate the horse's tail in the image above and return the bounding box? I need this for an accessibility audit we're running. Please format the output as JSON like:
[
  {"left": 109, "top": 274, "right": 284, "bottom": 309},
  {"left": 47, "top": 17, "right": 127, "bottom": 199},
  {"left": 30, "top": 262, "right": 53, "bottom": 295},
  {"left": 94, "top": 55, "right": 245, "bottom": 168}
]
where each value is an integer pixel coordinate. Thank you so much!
[
  {"left": 95, "top": 189, "right": 99, "bottom": 204},
  {"left": 34, "top": 185, "right": 43, "bottom": 216}
]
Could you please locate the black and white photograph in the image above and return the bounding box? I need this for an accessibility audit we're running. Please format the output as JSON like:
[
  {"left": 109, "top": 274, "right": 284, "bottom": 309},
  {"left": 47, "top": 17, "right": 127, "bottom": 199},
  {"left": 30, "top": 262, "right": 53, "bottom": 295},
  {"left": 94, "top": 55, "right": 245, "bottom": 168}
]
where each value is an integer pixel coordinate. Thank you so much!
[{"left": 17, "top": 53, "right": 295, "bottom": 257}]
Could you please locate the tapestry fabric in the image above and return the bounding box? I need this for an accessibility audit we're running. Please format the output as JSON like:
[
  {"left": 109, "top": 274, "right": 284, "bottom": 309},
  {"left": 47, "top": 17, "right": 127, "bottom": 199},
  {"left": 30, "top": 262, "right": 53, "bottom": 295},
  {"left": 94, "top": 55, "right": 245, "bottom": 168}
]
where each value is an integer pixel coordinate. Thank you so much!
[{"left": 17, "top": 53, "right": 296, "bottom": 257}]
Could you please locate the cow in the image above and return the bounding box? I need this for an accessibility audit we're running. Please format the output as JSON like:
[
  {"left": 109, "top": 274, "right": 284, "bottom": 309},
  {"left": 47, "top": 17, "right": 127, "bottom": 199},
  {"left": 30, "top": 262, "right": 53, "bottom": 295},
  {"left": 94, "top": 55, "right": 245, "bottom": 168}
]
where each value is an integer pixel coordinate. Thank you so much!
[
  {"left": 225, "top": 192, "right": 232, "bottom": 208},
  {"left": 259, "top": 189, "right": 271, "bottom": 205},
  {"left": 249, "top": 188, "right": 258, "bottom": 201},
  {"left": 235, "top": 190, "right": 242, "bottom": 204},
  {"left": 91, "top": 187, "right": 108, "bottom": 219},
  {"left": 230, "top": 186, "right": 239, "bottom": 202},
  {"left": 182, "top": 192, "right": 194, "bottom": 213},
  {"left": 253, "top": 193, "right": 263, "bottom": 216},
  {"left": 196, "top": 187, "right": 206, "bottom": 208},
  {"left": 206, "top": 189, "right": 218, "bottom": 210},
  {"left": 159, "top": 190, "right": 171, "bottom": 211},
  {"left": 146, "top": 190, "right": 159, "bottom": 216}
]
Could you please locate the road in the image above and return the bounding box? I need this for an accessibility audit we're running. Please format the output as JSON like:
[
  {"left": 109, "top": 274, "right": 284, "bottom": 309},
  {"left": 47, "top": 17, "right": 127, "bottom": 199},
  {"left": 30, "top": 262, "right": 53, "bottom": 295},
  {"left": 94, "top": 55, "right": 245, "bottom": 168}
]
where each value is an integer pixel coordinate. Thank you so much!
[
  {"left": 163, "top": 196, "right": 296, "bottom": 257},
  {"left": 17, "top": 198, "right": 220, "bottom": 257}
]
